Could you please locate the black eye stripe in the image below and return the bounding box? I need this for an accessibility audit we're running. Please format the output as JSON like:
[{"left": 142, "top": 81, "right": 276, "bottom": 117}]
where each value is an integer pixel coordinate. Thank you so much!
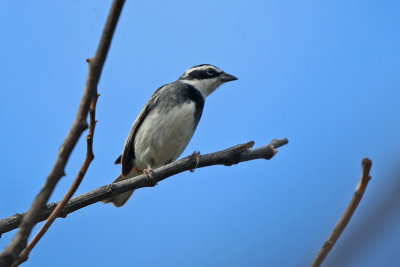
[
  {"left": 206, "top": 68, "right": 218, "bottom": 75},
  {"left": 188, "top": 69, "right": 220, "bottom": 80}
]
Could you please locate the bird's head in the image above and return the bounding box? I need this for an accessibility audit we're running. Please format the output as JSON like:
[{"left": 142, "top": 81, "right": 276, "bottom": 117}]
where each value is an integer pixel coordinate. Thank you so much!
[{"left": 178, "top": 64, "right": 238, "bottom": 98}]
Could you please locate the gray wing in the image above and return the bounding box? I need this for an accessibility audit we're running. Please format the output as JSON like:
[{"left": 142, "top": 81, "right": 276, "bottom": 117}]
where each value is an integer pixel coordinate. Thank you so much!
[{"left": 119, "top": 85, "right": 166, "bottom": 176}]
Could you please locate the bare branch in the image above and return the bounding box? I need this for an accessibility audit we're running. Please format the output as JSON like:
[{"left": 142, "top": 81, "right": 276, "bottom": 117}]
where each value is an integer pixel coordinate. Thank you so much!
[
  {"left": 12, "top": 95, "right": 100, "bottom": 266},
  {"left": 0, "top": 1, "right": 125, "bottom": 266},
  {"left": 0, "top": 138, "right": 288, "bottom": 235},
  {"left": 311, "top": 158, "right": 372, "bottom": 267}
]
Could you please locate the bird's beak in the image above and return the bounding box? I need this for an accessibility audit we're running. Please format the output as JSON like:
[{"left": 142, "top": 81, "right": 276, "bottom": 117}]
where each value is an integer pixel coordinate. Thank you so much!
[{"left": 220, "top": 72, "right": 238, "bottom": 83}]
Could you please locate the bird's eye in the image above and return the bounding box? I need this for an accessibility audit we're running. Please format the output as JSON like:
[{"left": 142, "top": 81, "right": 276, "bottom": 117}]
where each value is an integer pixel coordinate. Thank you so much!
[{"left": 206, "top": 68, "right": 217, "bottom": 76}]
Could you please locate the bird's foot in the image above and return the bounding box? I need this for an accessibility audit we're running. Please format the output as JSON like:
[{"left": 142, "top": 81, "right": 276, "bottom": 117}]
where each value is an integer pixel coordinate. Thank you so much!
[
  {"left": 190, "top": 151, "right": 201, "bottom": 173},
  {"left": 143, "top": 166, "right": 157, "bottom": 186}
]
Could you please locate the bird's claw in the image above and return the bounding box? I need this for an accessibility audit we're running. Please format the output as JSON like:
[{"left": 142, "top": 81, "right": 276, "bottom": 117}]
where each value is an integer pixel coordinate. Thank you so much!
[
  {"left": 143, "top": 167, "right": 157, "bottom": 186},
  {"left": 190, "top": 151, "right": 200, "bottom": 173}
]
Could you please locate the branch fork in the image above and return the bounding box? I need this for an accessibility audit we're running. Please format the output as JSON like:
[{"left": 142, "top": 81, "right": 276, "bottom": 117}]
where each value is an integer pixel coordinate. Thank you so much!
[{"left": 0, "top": 1, "right": 126, "bottom": 266}]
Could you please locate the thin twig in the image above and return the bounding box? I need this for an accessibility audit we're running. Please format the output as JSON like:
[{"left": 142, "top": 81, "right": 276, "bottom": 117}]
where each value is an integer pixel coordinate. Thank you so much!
[
  {"left": 0, "top": 1, "right": 125, "bottom": 266},
  {"left": 311, "top": 158, "right": 372, "bottom": 267},
  {"left": 12, "top": 95, "right": 99, "bottom": 266},
  {"left": 0, "top": 138, "right": 289, "bottom": 234}
]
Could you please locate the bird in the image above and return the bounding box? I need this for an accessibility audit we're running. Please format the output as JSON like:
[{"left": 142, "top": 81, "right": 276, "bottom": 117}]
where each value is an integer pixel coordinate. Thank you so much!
[{"left": 103, "top": 64, "right": 238, "bottom": 207}]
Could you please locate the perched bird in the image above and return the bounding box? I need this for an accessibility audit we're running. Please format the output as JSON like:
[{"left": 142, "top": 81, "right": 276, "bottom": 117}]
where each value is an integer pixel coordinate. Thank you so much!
[{"left": 103, "top": 64, "right": 238, "bottom": 207}]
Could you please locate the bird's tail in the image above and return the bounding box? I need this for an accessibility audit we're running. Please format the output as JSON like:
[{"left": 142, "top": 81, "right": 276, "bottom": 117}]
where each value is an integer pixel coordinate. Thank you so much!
[{"left": 102, "top": 168, "right": 141, "bottom": 207}]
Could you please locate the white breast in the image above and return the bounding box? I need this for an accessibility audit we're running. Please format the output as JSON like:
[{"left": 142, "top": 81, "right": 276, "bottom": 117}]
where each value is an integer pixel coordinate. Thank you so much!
[{"left": 133, "top": 102, "right": 197, "bottom": 170}]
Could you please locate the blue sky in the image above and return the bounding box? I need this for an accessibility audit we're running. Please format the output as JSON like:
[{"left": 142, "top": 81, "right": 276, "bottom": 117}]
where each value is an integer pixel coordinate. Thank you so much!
[{"left": 1, "top": 1, "right": 400, "bottom": 266}]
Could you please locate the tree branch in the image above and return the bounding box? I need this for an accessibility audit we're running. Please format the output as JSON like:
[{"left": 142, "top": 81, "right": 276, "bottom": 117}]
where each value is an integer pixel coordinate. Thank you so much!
[
  {"left": 11, "top": 95, "right": 100, "bottom": 267},
  {"left": 0, "top": 1, "right": 125, "bottom": 266},
  {"left": 0, "top": 138, "right": 288, "bottom": 235},
  {"left": 311, "top": 158, "right": 372, "bottom": 267}
]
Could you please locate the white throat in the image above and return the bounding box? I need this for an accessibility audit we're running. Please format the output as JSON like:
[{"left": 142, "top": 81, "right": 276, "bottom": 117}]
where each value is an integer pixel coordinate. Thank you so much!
[{"left": 180, "top": 78, "right": 222, "bottom": 98}]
